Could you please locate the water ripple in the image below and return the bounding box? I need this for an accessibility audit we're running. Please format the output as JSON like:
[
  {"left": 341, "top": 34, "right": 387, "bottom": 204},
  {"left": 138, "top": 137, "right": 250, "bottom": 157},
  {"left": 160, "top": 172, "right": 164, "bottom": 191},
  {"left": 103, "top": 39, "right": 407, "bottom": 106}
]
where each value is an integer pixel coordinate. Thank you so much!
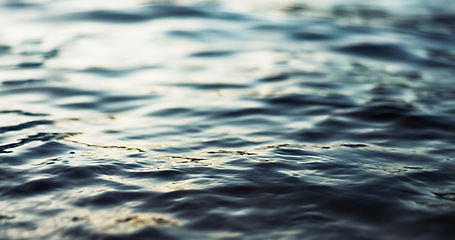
[{"left": 1, "top": 1, "right": 455, "bottom": 240}]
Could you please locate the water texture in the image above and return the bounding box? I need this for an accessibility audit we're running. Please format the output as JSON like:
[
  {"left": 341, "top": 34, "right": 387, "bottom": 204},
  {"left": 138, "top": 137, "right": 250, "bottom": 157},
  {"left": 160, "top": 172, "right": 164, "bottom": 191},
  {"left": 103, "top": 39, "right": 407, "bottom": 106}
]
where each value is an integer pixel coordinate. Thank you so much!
[{"left": 1, "top": 0, "right": 455, "bottom": 239}]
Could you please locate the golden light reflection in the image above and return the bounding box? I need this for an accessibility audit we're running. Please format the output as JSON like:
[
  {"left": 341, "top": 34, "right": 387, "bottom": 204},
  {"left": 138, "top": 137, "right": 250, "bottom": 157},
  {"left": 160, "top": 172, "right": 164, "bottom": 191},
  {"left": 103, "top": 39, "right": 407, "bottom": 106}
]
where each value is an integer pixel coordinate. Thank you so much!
[{"left": 74, "top": 213, "right": 179, "bottom": 234}]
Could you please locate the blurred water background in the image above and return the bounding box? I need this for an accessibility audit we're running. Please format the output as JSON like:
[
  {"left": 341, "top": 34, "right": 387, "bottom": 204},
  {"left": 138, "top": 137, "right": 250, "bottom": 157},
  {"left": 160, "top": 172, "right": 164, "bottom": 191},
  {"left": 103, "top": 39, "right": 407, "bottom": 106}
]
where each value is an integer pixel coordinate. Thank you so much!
[{"left": 1, "top": 0, "right": 455, "bottom": 239}]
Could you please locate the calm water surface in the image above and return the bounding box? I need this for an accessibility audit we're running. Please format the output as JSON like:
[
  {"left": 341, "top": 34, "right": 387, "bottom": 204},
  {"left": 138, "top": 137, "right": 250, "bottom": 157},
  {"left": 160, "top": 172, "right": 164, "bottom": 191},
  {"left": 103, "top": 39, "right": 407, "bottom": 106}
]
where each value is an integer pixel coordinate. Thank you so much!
[{"left": 1, "top": 0, "right": 455, "bottom": 239}]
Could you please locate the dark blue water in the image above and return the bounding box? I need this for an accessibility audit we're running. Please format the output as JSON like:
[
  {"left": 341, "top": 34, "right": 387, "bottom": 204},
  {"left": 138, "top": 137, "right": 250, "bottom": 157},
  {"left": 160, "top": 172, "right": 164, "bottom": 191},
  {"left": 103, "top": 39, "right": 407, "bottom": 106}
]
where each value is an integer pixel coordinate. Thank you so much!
[{"left": 1, "top": 0, "right": 455, "bottom": 239}]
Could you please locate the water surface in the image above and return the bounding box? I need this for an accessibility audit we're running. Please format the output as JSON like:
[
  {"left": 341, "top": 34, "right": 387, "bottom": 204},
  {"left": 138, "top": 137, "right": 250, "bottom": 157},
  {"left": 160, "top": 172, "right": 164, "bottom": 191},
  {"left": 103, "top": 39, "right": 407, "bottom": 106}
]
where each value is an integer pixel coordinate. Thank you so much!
[{"left": 1, "top": 0, "right": 455, "bottom": 239}]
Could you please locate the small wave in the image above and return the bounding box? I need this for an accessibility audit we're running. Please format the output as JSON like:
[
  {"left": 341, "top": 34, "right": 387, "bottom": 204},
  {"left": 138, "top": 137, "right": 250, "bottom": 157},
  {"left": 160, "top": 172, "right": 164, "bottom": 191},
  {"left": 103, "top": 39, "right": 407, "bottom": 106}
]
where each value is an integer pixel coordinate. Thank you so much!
[
  {"left": 334, "top": 43, "right": 416, "bottom": 61},
  {"left": 0, "top": 110, "right": 49, "bottom": 116},
  {"left": 0, "top": 132, "right": 79, "bottom": 153},
  {"left": 43, "top": 4, "right": 249, "bottom": 23},
  {"left": 0, "top": 120, "right": 54, "bottom": 134},
  {"left": 189, "top": 50, "right": 237, "bottom": 58}
]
